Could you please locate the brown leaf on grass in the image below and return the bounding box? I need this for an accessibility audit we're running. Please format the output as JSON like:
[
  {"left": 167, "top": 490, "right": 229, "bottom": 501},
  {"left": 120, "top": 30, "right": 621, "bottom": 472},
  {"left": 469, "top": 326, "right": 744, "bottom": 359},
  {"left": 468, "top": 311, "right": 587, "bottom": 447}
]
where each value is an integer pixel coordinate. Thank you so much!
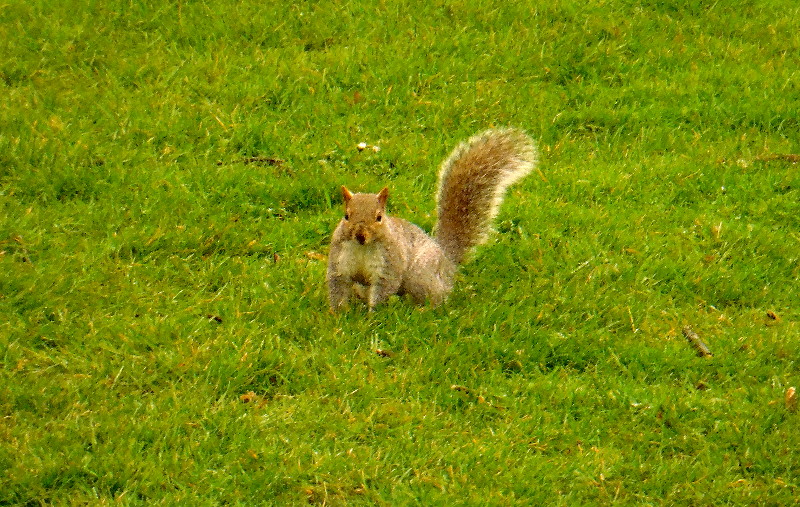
[
  {"left": 766, "top": 310, "right": 780, "bottom": 321},
  {"left": 374, "top": 348, "right": 393, "bottom": 358},
  {"left": 240, "top": 391, "right": 257, "bottom": 403},
  {"left": 786, "top": 387, "right": 797, "bottom": 412},
  {"left": 305, "top": 251, "right": 326, "bottom": 261}
]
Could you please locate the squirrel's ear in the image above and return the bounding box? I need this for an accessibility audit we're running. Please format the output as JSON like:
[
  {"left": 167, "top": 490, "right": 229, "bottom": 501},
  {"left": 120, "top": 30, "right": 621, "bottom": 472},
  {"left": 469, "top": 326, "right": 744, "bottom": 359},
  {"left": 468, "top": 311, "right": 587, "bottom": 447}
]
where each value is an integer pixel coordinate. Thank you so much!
[
  {"left": 341, "top": 186, "right": 353, "bottom": 202},
  {"left": 377, "top": 187, "right": 389, "bottom": 206}
]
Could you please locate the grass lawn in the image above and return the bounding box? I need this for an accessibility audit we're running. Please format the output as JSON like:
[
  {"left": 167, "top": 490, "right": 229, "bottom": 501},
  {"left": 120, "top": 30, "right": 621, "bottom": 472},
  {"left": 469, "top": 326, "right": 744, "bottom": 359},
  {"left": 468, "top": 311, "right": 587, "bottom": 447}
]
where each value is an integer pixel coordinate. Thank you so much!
[{"left": 2, "top": 0, "right": 799, "bottom": 504}]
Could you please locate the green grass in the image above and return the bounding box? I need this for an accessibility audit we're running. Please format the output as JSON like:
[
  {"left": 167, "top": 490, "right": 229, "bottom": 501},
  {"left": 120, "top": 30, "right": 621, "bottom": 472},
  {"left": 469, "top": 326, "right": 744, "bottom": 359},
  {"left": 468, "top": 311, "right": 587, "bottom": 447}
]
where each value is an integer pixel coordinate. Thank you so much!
[{"left": 2, "top": 0, "right": 799, "bottom": 504}]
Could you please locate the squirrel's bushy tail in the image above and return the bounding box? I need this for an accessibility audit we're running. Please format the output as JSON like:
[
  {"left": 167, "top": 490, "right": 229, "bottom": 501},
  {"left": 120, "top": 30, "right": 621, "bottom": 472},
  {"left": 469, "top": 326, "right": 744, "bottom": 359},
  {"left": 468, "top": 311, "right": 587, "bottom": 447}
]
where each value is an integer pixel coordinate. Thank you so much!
[{"left": 434, "top": 128, "right": 538, "bottom": 265}]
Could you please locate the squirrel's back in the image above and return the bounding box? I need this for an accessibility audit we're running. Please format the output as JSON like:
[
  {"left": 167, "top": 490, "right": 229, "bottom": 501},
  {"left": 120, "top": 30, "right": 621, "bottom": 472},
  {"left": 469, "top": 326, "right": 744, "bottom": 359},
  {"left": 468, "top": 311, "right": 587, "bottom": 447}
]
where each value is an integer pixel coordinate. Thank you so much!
[{"left": 434, "top": 128, "right": 538, "bottom": 265}]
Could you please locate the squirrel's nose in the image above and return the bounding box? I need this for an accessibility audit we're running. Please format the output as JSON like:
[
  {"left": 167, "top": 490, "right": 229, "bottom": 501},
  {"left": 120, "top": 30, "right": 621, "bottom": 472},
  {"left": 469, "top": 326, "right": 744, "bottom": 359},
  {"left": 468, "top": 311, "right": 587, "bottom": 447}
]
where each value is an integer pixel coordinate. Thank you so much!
[{"left": 355, "top": 232, "right": 367, "bottom": 244}]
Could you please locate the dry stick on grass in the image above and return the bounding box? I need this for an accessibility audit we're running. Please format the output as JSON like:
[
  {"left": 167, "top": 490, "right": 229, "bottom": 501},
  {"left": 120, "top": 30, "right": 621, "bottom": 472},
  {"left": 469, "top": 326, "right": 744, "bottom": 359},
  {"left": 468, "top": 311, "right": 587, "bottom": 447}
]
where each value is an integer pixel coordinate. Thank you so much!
[
  {"left": 754, "top": 154, "right": 800, "bottom": 163},
  {"left": 682, "top": 326, "right": 713, "bottom": 358},
  {"left": 216, "top": 156, "right": 285, "bottom": 166}
]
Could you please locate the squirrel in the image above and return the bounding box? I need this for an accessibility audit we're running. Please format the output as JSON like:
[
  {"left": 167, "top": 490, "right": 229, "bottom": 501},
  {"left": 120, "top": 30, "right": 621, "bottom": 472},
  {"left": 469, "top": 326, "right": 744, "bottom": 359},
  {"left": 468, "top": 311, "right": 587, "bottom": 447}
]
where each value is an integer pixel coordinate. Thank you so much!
[{"left": 326, "top": 127, "right": 538, "bottom": 311}]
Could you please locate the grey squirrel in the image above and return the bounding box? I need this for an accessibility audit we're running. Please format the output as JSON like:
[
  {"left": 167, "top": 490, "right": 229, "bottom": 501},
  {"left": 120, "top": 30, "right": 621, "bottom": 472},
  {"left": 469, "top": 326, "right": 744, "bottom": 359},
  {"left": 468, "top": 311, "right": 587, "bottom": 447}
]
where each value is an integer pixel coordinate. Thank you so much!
[{"left": 326, "top": 128, "right": 538, "bottom": 311}]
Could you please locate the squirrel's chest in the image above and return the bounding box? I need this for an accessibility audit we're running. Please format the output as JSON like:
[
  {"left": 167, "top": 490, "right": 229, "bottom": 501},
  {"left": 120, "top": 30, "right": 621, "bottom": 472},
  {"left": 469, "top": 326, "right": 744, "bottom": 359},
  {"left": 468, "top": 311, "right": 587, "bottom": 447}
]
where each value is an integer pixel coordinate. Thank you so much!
[{"left": 336, "top": 242, "right": 387, "bottom": 285}]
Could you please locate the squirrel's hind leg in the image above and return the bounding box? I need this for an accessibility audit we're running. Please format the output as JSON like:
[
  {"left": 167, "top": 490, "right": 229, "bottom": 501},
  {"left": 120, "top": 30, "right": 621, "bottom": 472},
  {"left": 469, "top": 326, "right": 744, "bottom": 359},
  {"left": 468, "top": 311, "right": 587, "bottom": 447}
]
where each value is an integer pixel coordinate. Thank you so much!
[
  {"left": 402, "top": 248, "right": 456, "bottom": 307},
  {"left": 402, "top": 272, "right": 453, "bottom": 306},
  {"left": 366, "top": 276, "right": 403, "bottom": 310}
]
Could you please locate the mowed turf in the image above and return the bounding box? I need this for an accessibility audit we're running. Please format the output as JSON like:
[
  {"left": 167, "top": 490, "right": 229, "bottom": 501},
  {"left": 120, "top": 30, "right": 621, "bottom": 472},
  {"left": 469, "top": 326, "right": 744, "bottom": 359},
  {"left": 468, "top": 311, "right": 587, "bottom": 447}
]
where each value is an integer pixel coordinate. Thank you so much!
[{"left": 1, "top": 0, "right": 799, "bottom": 504}]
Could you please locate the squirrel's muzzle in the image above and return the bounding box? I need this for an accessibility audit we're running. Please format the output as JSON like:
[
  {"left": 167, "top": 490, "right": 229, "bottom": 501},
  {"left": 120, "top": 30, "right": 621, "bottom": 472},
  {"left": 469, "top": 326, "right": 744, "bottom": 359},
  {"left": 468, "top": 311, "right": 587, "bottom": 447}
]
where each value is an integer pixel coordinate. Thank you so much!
[{"left": 355, "top": 232, "right": 367, "bottom": 244}]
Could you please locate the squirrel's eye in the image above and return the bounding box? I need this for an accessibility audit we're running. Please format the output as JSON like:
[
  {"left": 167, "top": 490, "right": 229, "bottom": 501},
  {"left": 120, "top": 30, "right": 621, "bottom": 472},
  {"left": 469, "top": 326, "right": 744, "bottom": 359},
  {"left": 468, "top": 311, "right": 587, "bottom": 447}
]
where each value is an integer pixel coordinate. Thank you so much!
[
  {"left": 375, "top": 215, "right": 382, "bottom": 222},
  {"left": 344, "top": 214, "right": 349, "bottom": 220}
]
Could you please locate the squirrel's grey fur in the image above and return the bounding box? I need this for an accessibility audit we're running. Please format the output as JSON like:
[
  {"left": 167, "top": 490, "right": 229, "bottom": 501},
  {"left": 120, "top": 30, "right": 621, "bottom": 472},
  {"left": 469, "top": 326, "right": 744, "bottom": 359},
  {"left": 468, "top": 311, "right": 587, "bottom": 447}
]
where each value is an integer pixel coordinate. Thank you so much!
[{"left": 327, "top": 128, "right": 538, "bottom": 311}]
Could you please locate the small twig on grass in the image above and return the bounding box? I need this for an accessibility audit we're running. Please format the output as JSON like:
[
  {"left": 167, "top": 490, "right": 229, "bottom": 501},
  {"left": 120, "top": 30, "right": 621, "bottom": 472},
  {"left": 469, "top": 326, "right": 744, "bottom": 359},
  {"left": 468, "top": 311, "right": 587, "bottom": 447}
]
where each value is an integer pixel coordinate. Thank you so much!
[
  {"left": 217, "top": 157, "right": 294, "bottom": 176},
  {"left": 754, "top": 154, "right": 800, "bottom": 164},
  {"left": 216, "top": 156, "right": 286, "bottom": 168},
  {"left": 682, "top": 326, "right": 713, "bottom": 358}
]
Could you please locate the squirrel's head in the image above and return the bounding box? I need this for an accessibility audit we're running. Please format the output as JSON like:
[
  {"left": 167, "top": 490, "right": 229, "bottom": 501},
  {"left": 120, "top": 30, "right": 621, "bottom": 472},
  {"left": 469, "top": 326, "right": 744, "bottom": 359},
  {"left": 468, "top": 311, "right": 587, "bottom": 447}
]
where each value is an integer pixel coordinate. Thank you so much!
[{"left": 341, "top": 186, "right": 388, "bottom": 245}]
